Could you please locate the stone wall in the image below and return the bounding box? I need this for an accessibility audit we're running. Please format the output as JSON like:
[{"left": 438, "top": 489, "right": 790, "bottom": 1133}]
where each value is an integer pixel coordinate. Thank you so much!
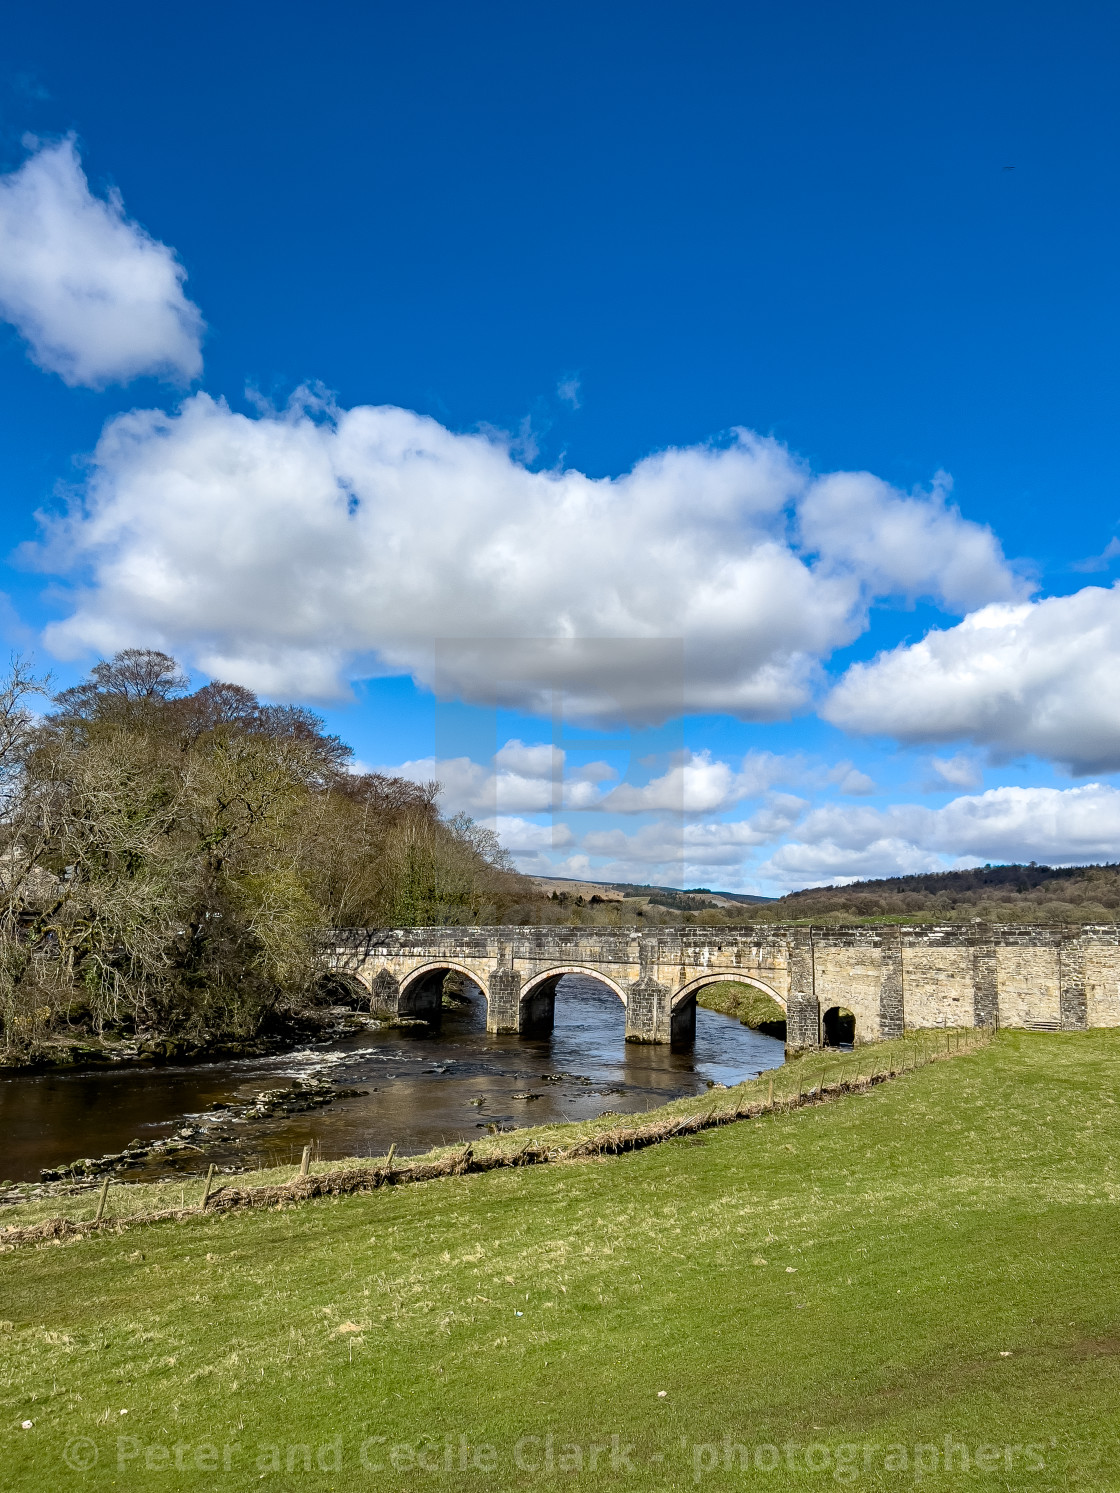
[{"left": 323, "top": 923, "right": 1120, "bottom": 1050}]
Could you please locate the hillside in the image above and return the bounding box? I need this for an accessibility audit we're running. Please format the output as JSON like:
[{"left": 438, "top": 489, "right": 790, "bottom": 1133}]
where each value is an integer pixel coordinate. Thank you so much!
[
  {"left": 530, "top": 875, "right": 773, "bottom": 907},
  {"left": 537, "top": 863, "right": 1120, "bottom": 927},
  {"left": 767, "top": 861, "right": 1120, "bottom": 924}
]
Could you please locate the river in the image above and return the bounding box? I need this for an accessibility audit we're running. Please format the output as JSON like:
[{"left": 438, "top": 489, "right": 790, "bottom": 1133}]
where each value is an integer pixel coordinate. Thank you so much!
[{"left": 0, "top": 976, "right": 785, "bottom": 1183}]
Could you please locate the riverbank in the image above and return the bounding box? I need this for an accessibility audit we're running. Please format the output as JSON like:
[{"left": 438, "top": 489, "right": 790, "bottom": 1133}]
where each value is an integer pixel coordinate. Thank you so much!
[
  {"left": 0, "top": 1027, "right": 967, "bottom": 1235},
  {"left": 3, "top": 1028, "right": 1116, "bottom": 1491},
  {"left": 1, "top": 978, "right": 783, "bottom": 1188},
  {"left": 0, "top": 1002, "right": 373, "bottom": 1074}
]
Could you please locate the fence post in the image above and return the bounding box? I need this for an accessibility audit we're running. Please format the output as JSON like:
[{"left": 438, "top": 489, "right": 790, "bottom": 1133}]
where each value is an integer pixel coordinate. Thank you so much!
[
  {"left": 299, "top": 1145, "right": 312, "bottom": 1178},
  {"left": 94, "top": 1173, "right": 110, "bottom": 1224},
  {"left": 201, "top": 1164, "right": 216, "bottom": 1209}
]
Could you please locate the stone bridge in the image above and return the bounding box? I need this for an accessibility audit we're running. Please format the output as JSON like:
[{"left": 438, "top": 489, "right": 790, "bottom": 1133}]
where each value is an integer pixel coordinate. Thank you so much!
[{"left": 323, "top": 922, "right": 1120, "bottom": 1050}]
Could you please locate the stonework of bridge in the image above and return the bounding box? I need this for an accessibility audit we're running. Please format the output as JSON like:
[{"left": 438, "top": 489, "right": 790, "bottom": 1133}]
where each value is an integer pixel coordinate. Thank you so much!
[{"left": 323, "top": 923, "right": 1119, "bottom": 1050}]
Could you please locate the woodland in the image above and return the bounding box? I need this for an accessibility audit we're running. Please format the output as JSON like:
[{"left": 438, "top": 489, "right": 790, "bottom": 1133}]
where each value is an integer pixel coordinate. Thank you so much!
[{"left": 0, "top": 651, "right": 536, "bottom": 1061}]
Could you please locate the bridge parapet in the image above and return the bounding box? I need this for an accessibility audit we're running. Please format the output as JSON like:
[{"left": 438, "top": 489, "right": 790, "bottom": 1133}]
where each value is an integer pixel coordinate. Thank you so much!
[{"left": 322, "top": 922, "right": 1119, "bottom": 1050}]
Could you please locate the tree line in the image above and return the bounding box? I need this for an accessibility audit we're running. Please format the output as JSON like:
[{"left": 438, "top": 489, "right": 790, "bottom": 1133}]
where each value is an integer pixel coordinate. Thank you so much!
[{"left": 0, "top": 650, "right": 537, "bottom": 1059}]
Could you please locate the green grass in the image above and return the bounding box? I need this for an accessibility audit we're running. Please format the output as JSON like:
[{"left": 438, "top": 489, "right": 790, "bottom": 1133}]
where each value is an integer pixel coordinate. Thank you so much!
[
  {"left": 0, "top": 1032, "right": 934, "bottom": 1232},
  {"left": 1, "top": 1029, "right": 1118, "bottom": 1489}
]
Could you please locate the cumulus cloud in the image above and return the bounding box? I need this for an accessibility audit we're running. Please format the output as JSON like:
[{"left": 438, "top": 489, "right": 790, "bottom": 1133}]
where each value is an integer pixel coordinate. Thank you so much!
[
  {"left": 823, "top": 761, "right": 876, "bottom": 795},
  {"left": 759, "top": 783, "right": 1120, "bottom": 887},
  {"left": 31, "top": 392, "right": 1018, "bottom": 718},
  {"left": 526, "top": 793, "right": 804, "bottom": 888},
  {"left": 798, "top": 469, "right": 1022, "bottom": 613},
  {"left": 380, "top": 742, "right": 815, "bottom": 819},
  {"left": 494, "top": 816, "right": 575, "bottom": 856},
  {"left": 375, "top": 742, "right": 606, "bottom": 816},
  {"left": 386, "top": 739, "right": 1118, "bottom": 891},
  {"left": 579, "top": 795, "right": 807, "bottom": 872},
  {"left": 600, "top": 749, "right": 801, "bottom": 813},
  {"left": 0, "top": 137, "right": 204, "bottom": 388},
  {"left": 825, "top": 585, "right": 1120, "bottom": 773}
]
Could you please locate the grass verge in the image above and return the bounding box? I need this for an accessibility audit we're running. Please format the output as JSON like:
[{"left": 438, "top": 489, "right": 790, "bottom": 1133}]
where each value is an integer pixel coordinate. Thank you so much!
[
  {"left": 2, "top": 1028, "right": 1118, "bottom": 1490},
  {"left": 0, "top": 1029, "right": 960, "bottom": 1233}
]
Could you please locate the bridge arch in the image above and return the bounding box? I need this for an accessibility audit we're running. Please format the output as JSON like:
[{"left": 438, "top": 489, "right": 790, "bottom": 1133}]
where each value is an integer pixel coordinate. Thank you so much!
[
  {"left": 517, "top": 966, "right": 628, "bottom": 1035},
  {"left": 520, "top": 966, "right": 628, "bottom": 1005},
  {"left": 668, "top": 971, "right": 788, "bottom": 1047},
  {"left": 398, "top": 960, "right": 489, "bottom": 1021},
  {"left": 671, "top": 971, "right": 788, "bottom": 1010}
]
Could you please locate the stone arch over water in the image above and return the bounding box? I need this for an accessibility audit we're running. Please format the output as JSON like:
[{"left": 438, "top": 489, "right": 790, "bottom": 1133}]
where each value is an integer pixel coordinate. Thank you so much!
[
  {"left": 396, "top": 960, "right": 490, "bottom": 1021},
  {"left": 517, "top": 967, "right": 629, "bottom": 1035},
  {"left": 671, "top": 972, "right": 789, "bottom": 1044}
]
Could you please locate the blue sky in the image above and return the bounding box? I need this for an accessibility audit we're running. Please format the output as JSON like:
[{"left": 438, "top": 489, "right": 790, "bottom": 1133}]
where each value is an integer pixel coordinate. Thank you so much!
[{"left": 1, "top": 0, "right": 1120, "bottom": 893}]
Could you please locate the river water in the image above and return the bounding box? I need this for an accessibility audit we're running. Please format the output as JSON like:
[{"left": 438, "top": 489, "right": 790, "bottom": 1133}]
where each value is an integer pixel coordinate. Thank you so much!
[{"left": 0, "top": 976, "right": 785, "bottom": 1183}]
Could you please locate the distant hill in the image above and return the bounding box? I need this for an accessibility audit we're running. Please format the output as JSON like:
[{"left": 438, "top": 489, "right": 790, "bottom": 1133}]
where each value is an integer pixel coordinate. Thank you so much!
[
  {"left": 529, "top": 875, "right": 774, "bottom": 908},
  {"left": 532, "top": 863, "right": 1120, "bottom": 925},
  {"left": 770, "top": 862, "right": 1120, "bottom": 924}
]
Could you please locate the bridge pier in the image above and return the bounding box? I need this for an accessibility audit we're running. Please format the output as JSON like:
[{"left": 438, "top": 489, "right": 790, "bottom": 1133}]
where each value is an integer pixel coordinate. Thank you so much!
[
  {"left": 486, "top": 952, "right": 522, "bottom": 1034},
  {"left": 785, "top": 929, "right": 820, "bottom": 1051},
  {"left": 624, "top": 964, "right": 673, "bottom": 1043}
]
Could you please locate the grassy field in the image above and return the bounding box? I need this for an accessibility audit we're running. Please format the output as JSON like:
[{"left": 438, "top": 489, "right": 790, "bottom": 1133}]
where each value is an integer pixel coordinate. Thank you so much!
[{"left": 1, "top": 1029, "right": 1117, "bottom": 1489}]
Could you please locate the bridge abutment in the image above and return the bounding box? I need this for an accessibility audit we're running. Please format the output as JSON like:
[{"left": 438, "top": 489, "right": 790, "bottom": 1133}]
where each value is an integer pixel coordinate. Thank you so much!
[{"left": 786, "top": 929, "right": 820, "bottom": 1052}]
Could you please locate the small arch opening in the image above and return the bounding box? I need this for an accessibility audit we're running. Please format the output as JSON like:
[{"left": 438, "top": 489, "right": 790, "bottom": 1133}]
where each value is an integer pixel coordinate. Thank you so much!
[
  {"left": 823, "top": 1006, "right": 856, "bottom": 1047},
  {"left": 315, "top": 970, "right": 370, "bottom": 1009},
  {"left": 396, "top": 961, "right": 487, "bottom": 1025}
]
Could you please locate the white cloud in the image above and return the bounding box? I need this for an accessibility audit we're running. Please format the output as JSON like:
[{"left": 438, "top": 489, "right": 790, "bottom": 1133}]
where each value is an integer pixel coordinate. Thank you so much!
[
  {"left": 825, "top": 585, "right": 1120, "bottom": 773},
  {"left": 760, "top": 840, "right": 945, "bottom": 886},
  {"left": 375, "top": 741, "right": 606, "bottom": 815},
  {"left": 823, "top": 760, "right": 876, "bottom": 795},
  {"left": 0, "top": 137, "right": 203, "bottom": 388},
  {"left": 542, "top": 780, "right": 1120, "bottom": 891},
  {"left": 929, "top": 753, "right": 983, "bottom": 789},
  {"left": 493, "top": 739, "right": 560, "bottom": 778},
  {"left": 1071, "top": 536, "right": 1120, "bottom": 573},
  {"left": 599, "top": 749, "right": 802, "bottom": 813},
  {"left": 381, "top": 742, "right": 814, "bottom": 820},
  {"left": 494, "top": 816, "right": 574, "bottom": 854},
  {"left": 582, "top": 795, "right": 807, "bottom": 870},
  {"left": 32, "top": 392, "right": 1018, "bottom": 720},
  {"left": 798, "top": 469, "right": 1022, "bottom": 613},
  {"left": 759, "top": 783, "right": 1120, "bottom": 887}
]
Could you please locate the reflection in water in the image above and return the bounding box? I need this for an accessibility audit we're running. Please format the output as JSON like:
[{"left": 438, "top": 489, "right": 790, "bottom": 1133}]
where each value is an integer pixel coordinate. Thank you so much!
[{"left": 0, "top": 976, "right": 785, "bottom": 1182}]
